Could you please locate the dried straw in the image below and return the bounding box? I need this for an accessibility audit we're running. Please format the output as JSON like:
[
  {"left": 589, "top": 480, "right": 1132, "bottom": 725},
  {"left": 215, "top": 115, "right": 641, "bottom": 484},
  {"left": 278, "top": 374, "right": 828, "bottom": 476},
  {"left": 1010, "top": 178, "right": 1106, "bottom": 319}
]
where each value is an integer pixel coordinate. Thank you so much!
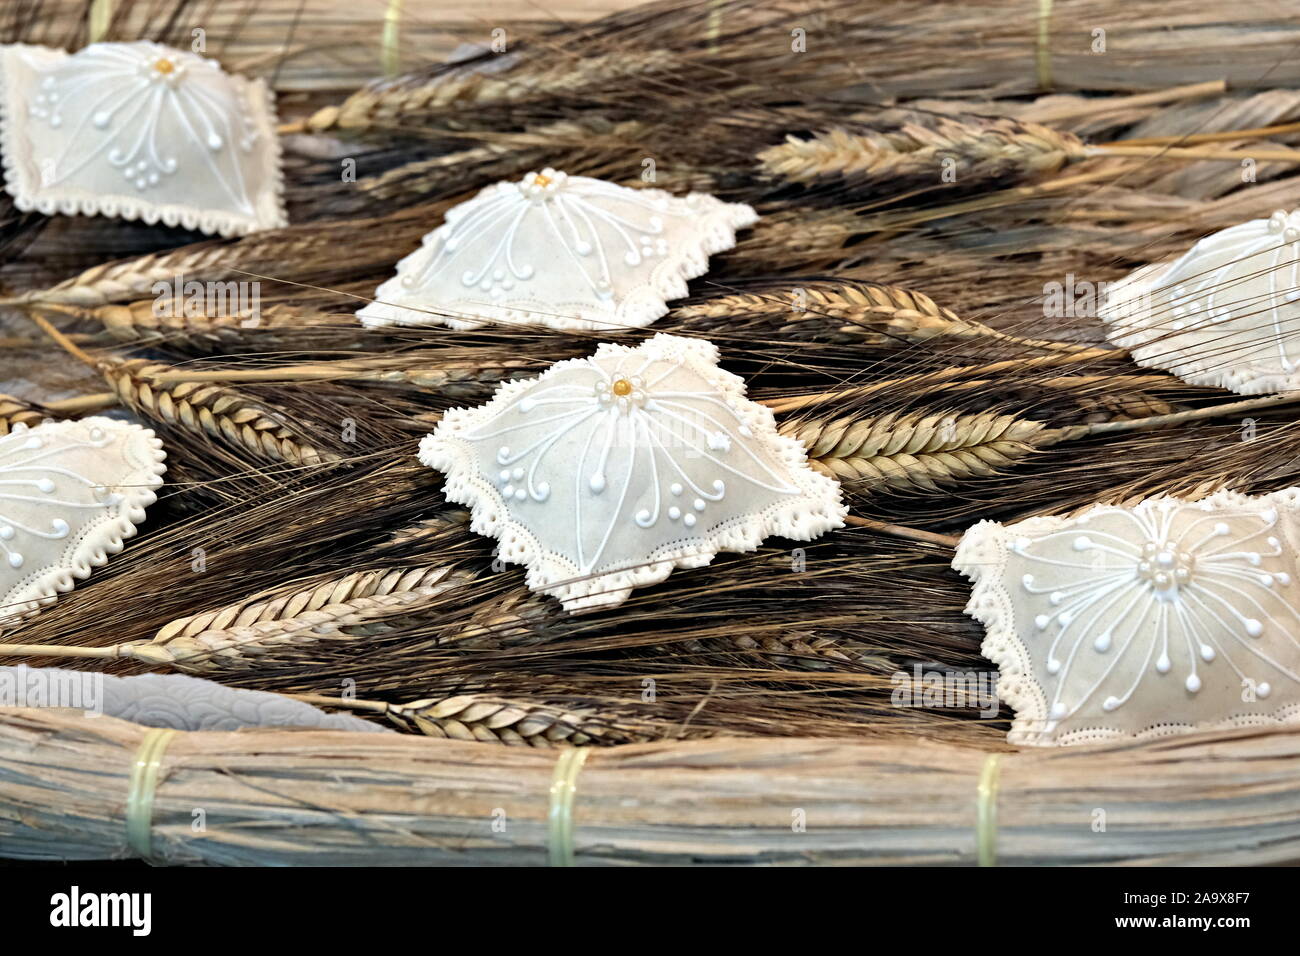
[{"left": 4, "top": 709, "right": 1300, "bottom": 865}]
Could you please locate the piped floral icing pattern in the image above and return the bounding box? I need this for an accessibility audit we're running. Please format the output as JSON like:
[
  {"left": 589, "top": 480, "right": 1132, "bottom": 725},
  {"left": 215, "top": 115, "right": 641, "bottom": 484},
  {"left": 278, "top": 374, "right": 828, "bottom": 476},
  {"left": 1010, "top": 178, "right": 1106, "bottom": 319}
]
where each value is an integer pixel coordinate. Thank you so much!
[
  {"left": 0, "top": 40, "right": 286, "bottom": 236},
  {"left": 1100, "top": 209, "right": 1300, "bottom": 395},
  {"left": 0, "top": 417, "right": 166, "bottom": 631},
  {"left": 359, "top": 168, "right": 758, "bottom": 331},
  {"left": 420, "top": 334, "right": 846, "bottom": 611},
  {"left": 954, "top": 489, "right": 1300, "bottom": 746}
]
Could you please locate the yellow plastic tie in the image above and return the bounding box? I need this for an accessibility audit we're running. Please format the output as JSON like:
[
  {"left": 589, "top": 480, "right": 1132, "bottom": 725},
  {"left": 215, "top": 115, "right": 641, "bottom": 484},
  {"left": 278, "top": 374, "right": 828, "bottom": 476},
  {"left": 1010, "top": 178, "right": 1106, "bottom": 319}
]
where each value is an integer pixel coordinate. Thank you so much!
[
  {"left": 125, "top": 727, "right": 177, "bottom": 861},
  {"left": 976, "top": 752, "right": 1002, "bottom": 866},
  {"left": 89, "top": 0, "right": 113, "bottom": 44},
  {"left": 381, "top": 0, "right": 404, "bottom": 78},
  {"left": 547, "top": 747, "right": 590, "bottom": 866},
  {"left": 1035, "top": 0, "right": 1054, "bottom": 90}
]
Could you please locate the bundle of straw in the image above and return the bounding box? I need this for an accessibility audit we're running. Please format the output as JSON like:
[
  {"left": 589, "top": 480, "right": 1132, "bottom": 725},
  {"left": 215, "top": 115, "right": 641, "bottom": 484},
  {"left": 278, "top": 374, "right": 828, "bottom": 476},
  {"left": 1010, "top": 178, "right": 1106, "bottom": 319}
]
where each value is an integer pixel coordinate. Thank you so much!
[{"left": 3, "top": 708, "right": 1300, "bottom": 865}]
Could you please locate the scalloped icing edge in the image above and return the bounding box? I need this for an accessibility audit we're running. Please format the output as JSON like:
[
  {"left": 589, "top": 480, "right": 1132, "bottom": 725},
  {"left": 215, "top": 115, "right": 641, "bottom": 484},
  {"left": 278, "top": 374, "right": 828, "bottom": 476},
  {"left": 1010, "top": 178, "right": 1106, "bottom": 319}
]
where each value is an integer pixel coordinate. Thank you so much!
[
  {"left": 0, "top": 42, "right": 287, "bottom": 238},
  {"left": 953, "top": 487, "right": 1300, "bottom": 747},
  {"left": 0, "top": 417, "right": 167, "bottom": 632},
  {"left": 1100, "top": 259, "right": 1300, "bottom": 396},
  {"left": 419, "top": 333, "right": 847, "bottom": 612},
  {"left": 358, "top": 187, "right": 758, "bottom": 331}
]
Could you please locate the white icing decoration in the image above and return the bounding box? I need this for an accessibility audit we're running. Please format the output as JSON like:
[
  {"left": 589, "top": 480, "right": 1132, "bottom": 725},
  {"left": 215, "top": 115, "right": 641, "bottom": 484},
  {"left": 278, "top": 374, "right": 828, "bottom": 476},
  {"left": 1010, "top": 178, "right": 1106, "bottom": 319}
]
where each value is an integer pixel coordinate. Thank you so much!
[
  {"left": 420, "top": 333, "right": 846, "bottom": 611},
  {"left": 0, "top": 665, "right": 386, "bottom": 733},
  {"left": 0, "top": 417, "right": 166, "bottom": 631},
  {"left": 358, "top": 168, "right": 757, "bottom": 331},
  {"left": 954, "top": 488, "right": 1300, "bottom": 747},
  {"left": 0, "top": 41, "right": 286, "bottom": 237},
  {"left": 1100, "top": 209, "right": 1300, "bottom": 394}
]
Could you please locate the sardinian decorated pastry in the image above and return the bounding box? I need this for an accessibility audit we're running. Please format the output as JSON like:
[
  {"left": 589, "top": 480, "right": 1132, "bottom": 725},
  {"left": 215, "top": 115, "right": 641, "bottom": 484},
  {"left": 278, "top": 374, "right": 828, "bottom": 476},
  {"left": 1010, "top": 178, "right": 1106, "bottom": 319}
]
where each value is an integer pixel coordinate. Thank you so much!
[
  {"left": 359, "top": 168, "right": 757, "bottom": 331},
  {"left": 954, "top": 489, "right": 1300, "bottom": 747},
  {"left": 0, "top": 41, "right": 285, "bottom": 236},
  {"left": 419, "top": 333, "right": 846, "bottom": 611},
  {"left": 0, "top": 417, "right": 166, "bottom": 630},
  {"left": 1100, "top": 209, "right": 1300, "bottom": 395},
  {"left": 0, "top": 667, "right": 386, "bottom": 733}
]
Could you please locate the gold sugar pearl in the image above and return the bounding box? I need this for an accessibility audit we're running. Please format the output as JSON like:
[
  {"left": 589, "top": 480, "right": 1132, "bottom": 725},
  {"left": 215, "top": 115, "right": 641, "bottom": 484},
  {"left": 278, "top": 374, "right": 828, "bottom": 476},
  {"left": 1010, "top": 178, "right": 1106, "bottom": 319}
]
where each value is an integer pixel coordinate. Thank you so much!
[
  {"left": 534, "top": 173, "right": 552, "bottom": 187},
  {"left": 611, "top": 378, "right": 633, "bottom": 397},
  {"left": 153, "top": 58, "right": 175, "bottom": 74}
]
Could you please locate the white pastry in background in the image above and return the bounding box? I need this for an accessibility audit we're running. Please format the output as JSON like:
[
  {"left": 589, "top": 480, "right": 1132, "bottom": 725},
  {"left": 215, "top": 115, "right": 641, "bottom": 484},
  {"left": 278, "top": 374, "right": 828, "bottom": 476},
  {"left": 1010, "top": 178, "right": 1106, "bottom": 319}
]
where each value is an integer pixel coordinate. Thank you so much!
[
  {"left": 359, "top": 168, "right": 757, "bottom": 332},
  {"left": 1100, "top": 209, "right": 1300, "bottom": 395},
  {"left": 0, "top": 41, "right": 286, "bottom": 236},
  {"left": 0, "top": 666, "right": 386, "bottom": 732}
]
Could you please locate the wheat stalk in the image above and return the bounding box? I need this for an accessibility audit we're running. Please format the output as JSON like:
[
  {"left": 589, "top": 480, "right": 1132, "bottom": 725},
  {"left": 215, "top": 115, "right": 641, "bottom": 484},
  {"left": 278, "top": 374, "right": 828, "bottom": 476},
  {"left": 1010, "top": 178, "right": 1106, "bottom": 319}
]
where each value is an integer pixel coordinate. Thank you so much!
[
  {"left": 7, "top": 202, "right": 449, "bottom": 310},
  {"left": 387, "top": 511, "right": 472, "bottom": 547},
  {"left": 0, "top": 566, "right": 569, "bottom": 675},
  {"left": 357, "top": 118, "right": 645, "bottom": 202},
  {"left": 125, "top": 590, "right": 447, "bottom": 672},
  {"left": 148, "top": 572, "right": 558, "bottom": 671},
  {"left": 101, "top": 357, "right": 341, "bottom": 467},
  {"left": 724, "top": 168, "right": 1117, "bottom": 274},
  {"left": 0, "top": 393, "right": 45, "bottom": 435},
  {"left": 899, "top": 374, "right": 1177, "bottom": 420},
  {"left": 672, "top": 281, "right": 1090, "bottom": 352},
  {"left": 304, "top": 52, "right": 680, "bottom": 134},
  {"left": 682, "top": 631, "right": 894, "bottom": 672},
  {"left": 787, "top": 390, "right": 1300, "bottom": 496},
  {"left": 138, "top": 357, "right": 538, "bottom": 394},
  {"left": 15, "top": 242, "right": 233, "bottom": 308},
  {"left": 152, "top": 566, "right": 463, "bottom": 644},
  {"left": 759, "top": 115, "right": 1300, "bottom": 191},
  {"left": 32, "top": 299, "right": 336, "bottom": 345},
  {"left": 763, "top": 346, "right": 1121, "bottom": 415},
  {"left": 725, "top": 207, "right": 864, "bottom": 273},
  {"left": 784, "top": 410, "right": 1052, "bottom": 491},
  {"left": 758, "top": 117, "right": 1085, "bottom": 187},
  {"left": 312, "top": 692, "right": 704, "bottom": 747},
  {"left": 456, "top": 586, "right": 556, "bottom": 648},
  {"left": 0, "top": 566, "right": 476, "bottom": 673}
]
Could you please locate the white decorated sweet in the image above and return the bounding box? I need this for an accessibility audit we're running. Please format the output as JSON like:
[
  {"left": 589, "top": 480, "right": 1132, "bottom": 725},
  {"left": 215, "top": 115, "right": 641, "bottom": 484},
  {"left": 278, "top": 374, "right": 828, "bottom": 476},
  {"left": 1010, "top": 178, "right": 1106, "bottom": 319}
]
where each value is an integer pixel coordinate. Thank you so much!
[
  {"left": 1100, "top": 209, "right": 1300, "bottom": 394},
  {"left": 359, "top": 168, "right": 757, "bottom": 331},
  {"left": 0, "top": 417, "right": 166, "bottom": 630},
  {"left": 419, "top": 333, "right": 846, "bottom": 611},
  {"left": 0, "top": 666, "right": 386, "bottom": 732},
  {"left": 0, "top": 41, "right": 285, "bottom": 236},
  {"left": 954, "top": 489, "right": 1300, "bottom": 746}
]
